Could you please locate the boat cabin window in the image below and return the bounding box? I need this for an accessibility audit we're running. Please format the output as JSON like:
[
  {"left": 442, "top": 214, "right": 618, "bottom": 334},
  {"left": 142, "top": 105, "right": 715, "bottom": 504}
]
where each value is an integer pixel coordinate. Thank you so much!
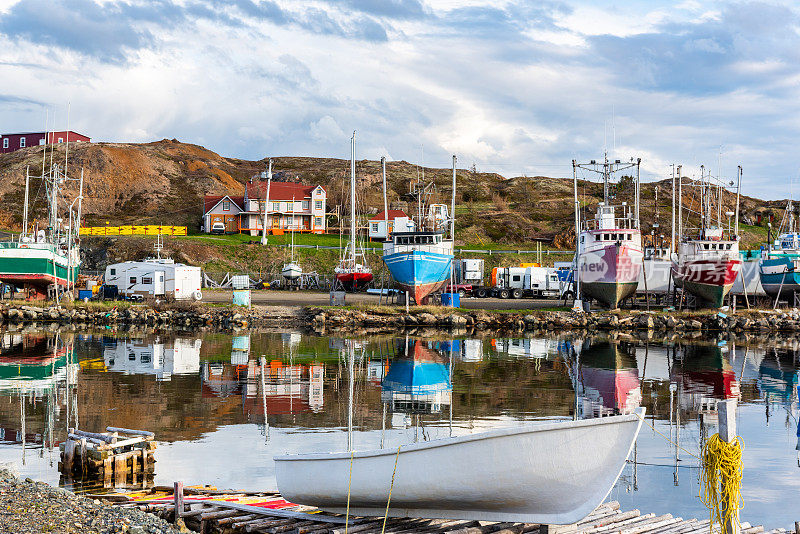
[{"left": 580, "top": 236, "right": 584, "bottom": 244}]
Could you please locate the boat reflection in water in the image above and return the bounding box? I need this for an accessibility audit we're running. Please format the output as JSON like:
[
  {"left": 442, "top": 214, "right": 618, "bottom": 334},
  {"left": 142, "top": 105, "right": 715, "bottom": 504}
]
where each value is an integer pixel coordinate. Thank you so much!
[
  {"left": 575, "top": 338, "right": 642, "bottom": 418},
  {"left": 381, "top": 339, "right": 451, "bottom": 415},
  {"left": 0, "top": 332, "right": 78, "bottom": 469},
  {"left": 103, "top": 336, "right": 201, "bottom": 381}
]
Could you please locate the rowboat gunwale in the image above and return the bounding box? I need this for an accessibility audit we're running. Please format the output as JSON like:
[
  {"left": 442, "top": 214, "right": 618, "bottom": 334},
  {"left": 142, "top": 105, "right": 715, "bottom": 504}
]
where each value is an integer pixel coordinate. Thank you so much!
[{"left": 275, "top": 408, "right": 644, "bottom": 461}]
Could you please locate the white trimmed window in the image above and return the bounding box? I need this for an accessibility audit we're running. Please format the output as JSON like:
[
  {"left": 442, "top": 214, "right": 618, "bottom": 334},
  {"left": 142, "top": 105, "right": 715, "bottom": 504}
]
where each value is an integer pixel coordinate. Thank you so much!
[
  {"left": 223, "top": 200, "right": 230, "bottom": 211},
  {"left": 315, "top": 200, "right": 323, "bottom": 210},
  {"left": 302, "top": 200, "right": 309, "bottom": 210},
  {"left": 315, "top": 217, "right": 323, "bottom": 226},
  {"left": 19, "top": 137, "right": 25, "bottom": 148},
  {"left": 2, "top": 138, "right": 7, "bottom": 149},
  {"left": 58, "top": 137, "right": 64, "bottom": 143}
]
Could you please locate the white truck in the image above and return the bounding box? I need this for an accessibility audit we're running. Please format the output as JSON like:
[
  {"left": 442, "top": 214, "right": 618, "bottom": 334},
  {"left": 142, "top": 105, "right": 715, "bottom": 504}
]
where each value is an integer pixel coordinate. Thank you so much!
[
  {"left": 490, "top": 266, "right": 570, "bottom": 299},
  {"left": 104, "top": 258, "right": 202, "bottom": 301}
]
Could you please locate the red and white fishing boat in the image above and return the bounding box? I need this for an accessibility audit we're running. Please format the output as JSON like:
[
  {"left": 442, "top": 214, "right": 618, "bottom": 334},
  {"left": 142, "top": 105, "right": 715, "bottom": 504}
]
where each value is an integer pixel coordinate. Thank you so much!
[
  {"left": 334, "top": 132, "right": 372, "bottom": 291},
  {"left": 672, "top": 227, "right": 741, "bottom": 307},
  {"left": 671, "top": 165, "right": 743, "bottom": 308},
  {"left": 573, "top": 155, "right": 643, "bottom": 309}
]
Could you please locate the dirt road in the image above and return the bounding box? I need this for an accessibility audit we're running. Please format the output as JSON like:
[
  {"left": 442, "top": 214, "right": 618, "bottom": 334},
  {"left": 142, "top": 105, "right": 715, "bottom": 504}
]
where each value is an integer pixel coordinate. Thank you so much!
[{"left": 202, "top": 289, "right": 567, "bottom": 310}]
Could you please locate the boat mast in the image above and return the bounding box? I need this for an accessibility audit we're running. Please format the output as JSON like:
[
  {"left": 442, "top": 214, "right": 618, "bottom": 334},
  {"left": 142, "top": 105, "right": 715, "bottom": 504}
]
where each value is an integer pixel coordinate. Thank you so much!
[
  {"left": 603, "top": 152, "right": 610, "bottom": 204},
  {"left": 350, "top": 131, "right": 357, "bottom": 266},
  {"left": 22, "top": 166, "right": 29, "bottom": 239},
  {"left": 635, "top": 158, "right": 641, "bottom": 226},
  {"left": 261, "top": 159, "right": 272, "bottom": 246},
  {"left": 290, "top": 195, "right": 295, "bottom": 263},
  {"left": 451, "top": 155, "right": 456, "bottom": 240},
  {"left": 671, "top": 165, "right": 675, "bottom": 253},
  {"left": 572, "top": 160, "right": 581, "bottom": 301},
  {"left": 735, "top": 166, "right": 742, "bottom": 238},
  {"left": 381, "top": 156, "right": 388, "bottom": 238},
  {"left": 677, "top": 165, "right": 683, "bottom": 244}
]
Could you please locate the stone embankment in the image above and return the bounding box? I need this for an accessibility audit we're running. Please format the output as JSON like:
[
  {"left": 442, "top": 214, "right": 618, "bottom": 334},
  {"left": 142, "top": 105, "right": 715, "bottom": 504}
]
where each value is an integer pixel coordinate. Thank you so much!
[
  {"left": 0, "top": 304, "right": 289, "bottom": 329},
  {"left": 3, "top": 302, "right": 800, "bottom": 334},
  {"left": 309, "top": 306, "right": 800, "bottom": 334}
]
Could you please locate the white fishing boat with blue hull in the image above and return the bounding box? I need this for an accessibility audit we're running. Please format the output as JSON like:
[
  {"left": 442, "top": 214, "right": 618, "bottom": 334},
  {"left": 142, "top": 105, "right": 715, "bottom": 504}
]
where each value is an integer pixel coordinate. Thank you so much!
[
  {"left": 383, "top": 231, "right": 453, "bottom": 304},
  {"left": 381, "top": 155, "right": 457, "bottom": 304},
  {"left": 759, "top": 201, "right": 800, "bottom": 298},
  {"left": 275, "top": 408, "right": 645, "bottom": 525}
]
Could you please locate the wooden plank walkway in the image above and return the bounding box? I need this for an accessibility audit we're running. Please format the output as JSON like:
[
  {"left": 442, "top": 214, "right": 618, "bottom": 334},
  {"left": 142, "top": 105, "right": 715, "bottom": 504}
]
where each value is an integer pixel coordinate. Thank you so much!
[{"left": 102, "top": 490, "right": 794, "bottom": 534}]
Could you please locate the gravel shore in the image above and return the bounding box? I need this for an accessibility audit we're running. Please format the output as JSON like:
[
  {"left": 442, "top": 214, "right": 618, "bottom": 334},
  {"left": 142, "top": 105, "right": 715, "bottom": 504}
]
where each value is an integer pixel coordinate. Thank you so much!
[{"left": 0, "top": 468, "right": 191, "bottom": 534}]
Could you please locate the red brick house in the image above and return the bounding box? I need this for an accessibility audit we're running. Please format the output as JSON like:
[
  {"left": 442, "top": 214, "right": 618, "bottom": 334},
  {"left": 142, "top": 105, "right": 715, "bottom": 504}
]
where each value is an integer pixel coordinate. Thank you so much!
[{"left": 0, "top": 131, "right": 91, "bottom": 153}]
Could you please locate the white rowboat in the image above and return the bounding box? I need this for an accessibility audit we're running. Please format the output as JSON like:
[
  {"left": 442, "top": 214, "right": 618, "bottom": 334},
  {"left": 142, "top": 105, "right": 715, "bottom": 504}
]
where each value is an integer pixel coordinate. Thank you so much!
[{"left": 275, "top": 408, "right": 645, "bottom": 525}]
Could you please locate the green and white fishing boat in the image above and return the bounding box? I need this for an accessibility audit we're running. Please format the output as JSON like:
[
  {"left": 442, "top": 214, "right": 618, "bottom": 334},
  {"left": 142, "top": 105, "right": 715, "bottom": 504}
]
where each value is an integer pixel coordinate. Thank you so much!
[{"left": 0, "top": 160, "right": 84, "bottom": 300}]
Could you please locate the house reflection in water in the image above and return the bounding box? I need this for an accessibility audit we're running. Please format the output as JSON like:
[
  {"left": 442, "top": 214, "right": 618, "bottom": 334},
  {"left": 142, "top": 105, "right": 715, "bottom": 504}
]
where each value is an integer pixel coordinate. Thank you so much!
[{"left": 103, "top": 337, "right": 201, "bottom": 381}]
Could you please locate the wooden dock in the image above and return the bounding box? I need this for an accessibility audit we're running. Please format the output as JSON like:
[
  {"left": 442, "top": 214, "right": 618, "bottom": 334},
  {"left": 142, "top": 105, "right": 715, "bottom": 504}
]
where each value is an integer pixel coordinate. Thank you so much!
[{"left": 101, "top": 488, "right": 794, "bottom": 534}]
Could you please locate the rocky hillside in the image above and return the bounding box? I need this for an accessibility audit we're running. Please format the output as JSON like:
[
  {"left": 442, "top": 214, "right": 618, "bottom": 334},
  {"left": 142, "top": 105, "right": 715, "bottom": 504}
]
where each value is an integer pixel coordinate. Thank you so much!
[{"left": 0, "top": 139, "right": 784, "bottom": 248}]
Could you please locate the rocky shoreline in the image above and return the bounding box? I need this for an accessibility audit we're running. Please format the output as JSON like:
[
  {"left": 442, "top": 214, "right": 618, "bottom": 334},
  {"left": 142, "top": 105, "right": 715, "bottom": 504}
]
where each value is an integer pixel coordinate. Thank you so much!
[
  {"left": 3, "top": 302, "right": 800, "bottom": 335},
  {"left": 308, "top": 306, "right": 800, "bottom": 335},
  {"left": 0, "top": 468, "right": 190, "bottom": 534}
]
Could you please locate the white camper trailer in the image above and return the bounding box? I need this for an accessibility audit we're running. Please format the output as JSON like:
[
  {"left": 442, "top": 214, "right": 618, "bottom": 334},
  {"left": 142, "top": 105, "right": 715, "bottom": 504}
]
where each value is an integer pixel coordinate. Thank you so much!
[{"left": 104, "top": 258, "right": 202, "bottom": 301}]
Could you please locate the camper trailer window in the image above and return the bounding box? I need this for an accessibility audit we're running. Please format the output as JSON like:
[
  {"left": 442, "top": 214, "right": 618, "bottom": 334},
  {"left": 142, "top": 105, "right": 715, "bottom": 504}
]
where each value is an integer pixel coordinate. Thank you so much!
[
  {"left": 130, "top": 277, "right": 137, "bottom": 284},
  {"left": 142, "top": 277, "right": 152, "bottom": 285},
  {"left": 512, "top": 275, "right": 521, "bottom": 282},
  {"left": 110, "top": 269, "right": 116, "bottom": 275}
]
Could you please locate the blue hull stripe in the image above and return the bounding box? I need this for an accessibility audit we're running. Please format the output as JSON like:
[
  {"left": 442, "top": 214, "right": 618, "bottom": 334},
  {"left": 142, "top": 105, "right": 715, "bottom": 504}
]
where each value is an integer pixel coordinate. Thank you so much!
[{"left": 382, "top": 250, "right": 453, "bottom": 288}]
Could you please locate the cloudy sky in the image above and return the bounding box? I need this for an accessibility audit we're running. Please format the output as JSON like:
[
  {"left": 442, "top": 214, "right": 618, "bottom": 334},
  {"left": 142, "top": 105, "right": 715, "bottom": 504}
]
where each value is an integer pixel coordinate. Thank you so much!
[{"left": 0, "top": 0, "right": 799, "bottom": 197}]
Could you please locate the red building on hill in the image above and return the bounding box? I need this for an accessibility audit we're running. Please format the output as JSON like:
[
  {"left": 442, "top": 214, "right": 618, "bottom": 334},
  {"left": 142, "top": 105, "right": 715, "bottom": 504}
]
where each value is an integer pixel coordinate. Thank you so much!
[{"left": 0, "top": 131, "right": 91, "bottom": 154}]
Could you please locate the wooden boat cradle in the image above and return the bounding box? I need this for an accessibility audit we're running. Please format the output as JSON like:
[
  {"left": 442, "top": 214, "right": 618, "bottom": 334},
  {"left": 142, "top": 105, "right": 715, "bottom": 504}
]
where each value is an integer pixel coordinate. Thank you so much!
[{"left": 99, "top": 489, "right": 794, "bottom": 534}]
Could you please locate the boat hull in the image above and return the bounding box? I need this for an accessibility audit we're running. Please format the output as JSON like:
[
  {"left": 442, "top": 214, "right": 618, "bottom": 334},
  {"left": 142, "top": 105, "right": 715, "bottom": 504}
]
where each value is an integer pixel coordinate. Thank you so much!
[
  {"left": 335, "top": 271, "right": 373, "bottom": 292},
  {"left": 759, "top": 256, "right": 800, "bottom": 298},
  {"left": 275, "top": 409, "right": 645, "bottom": 525},
  {"left": 578, "top": 242, "right": 641, "bottom": 308},
  {"left": 281, "top": 264, "right": 302, "bottom": 280},
  {"left": 672, "top": 257, "right": 741, "bottom": 308},
  {"left": 383, "top": 249, "right": 453, "bottom": 304},
  {"left": 0, "top": 245, "right": 79, "bottom": 298}
]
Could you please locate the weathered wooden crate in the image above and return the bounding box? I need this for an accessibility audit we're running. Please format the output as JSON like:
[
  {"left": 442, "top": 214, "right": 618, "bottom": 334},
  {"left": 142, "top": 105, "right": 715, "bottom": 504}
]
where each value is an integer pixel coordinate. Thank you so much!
[{"left": 59, "top": 426, "right": 157, "bottom": 487}]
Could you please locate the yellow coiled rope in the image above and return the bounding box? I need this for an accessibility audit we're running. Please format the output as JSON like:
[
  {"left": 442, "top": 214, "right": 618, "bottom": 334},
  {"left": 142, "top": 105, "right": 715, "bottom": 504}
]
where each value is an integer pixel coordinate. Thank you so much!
[{"left": 699, "top": 433, "right": 744, "bottom": 534}]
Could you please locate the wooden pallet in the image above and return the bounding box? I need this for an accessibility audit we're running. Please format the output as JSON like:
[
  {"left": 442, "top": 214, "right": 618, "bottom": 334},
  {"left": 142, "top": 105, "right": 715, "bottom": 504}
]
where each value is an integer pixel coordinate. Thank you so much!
[{"left": 101, "top": 489, "right": 792, "bottom": 534}]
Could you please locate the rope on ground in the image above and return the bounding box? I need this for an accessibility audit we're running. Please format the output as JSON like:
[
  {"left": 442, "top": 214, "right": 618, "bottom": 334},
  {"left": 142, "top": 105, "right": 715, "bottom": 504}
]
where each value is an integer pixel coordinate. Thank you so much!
[
  {"left": 345, "top": 450, "right": 353, "bottom": 534},
  {"left": 381, "top": 445, "right": 402, "bottom": 534},
  {"left": 700, "top": 433, "right": 743, "bottom": 534}
]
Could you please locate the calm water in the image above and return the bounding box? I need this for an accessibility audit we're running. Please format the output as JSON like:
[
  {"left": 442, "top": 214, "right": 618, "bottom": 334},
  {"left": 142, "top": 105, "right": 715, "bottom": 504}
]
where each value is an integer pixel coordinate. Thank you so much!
[{"left": 0, "top": 329, "right": 797, "bottom": 528}]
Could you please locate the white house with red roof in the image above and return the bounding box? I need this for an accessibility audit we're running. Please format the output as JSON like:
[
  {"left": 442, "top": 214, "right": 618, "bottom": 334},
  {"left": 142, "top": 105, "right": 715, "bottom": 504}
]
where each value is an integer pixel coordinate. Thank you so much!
[
  {"left": 203, "top": 181, "right": 327, "bottom": 235},
  {"left": 368, "top": 209, "right": 414, "bottom": 241}
]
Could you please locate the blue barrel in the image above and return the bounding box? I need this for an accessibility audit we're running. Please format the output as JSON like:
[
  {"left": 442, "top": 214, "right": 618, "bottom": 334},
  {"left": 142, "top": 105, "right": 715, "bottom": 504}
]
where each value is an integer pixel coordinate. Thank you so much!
[
  {"left": 441, "top": 292, "right": 460, "bottom": 307},
  {"left": 77, "top": 289, "right": 93, "bottom": 301}
]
